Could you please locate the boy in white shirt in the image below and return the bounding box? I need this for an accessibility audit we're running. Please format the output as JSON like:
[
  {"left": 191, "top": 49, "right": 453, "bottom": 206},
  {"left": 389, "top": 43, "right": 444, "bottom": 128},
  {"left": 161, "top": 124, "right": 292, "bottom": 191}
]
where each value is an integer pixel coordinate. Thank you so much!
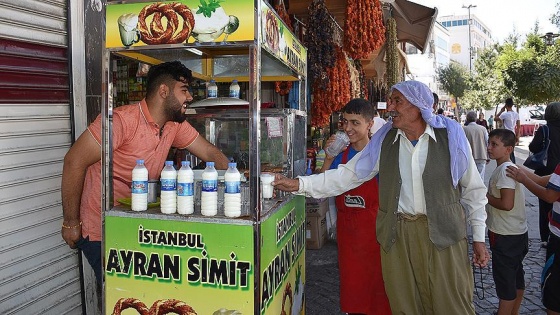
[{"left": 486, "top": 128, "right": 528, "bottom": 315}]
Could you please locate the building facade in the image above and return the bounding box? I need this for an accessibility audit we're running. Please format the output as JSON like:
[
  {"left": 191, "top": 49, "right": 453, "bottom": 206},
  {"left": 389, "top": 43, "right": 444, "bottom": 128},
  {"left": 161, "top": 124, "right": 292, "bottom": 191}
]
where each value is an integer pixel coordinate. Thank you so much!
[
  {"left": 405, "top": 21, "right": 451, "bottom": 108},
  {"left": 438, "top": 13, "right": 494, "bottom": 72}
]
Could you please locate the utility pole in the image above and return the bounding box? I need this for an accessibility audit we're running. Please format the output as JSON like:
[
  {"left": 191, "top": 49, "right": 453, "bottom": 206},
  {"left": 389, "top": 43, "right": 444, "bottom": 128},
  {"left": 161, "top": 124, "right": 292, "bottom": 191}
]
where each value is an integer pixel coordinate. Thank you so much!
[{"left": 462, "top": 4, "right": 476, "bottom": 73}]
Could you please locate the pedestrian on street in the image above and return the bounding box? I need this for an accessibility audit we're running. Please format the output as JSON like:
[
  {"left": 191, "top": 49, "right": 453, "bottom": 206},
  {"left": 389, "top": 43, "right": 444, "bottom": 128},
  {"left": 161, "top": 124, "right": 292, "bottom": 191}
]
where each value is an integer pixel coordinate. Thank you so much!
[
  {"left": 272, "top": 80, "right": 490, "bottom": 314},
  {"left": 488, "top": 115, "right": 495, "bottom": 131},
  {"left": 463, "top": 111, "right": 489, "bottom": 179},
  {"left": 528, "top": 102, "right": 560, "bottom": 248},
  {"left": 476, "top": 112, "right": 489, "bottom": 131},
  {"left": 320, "top": 98, "right": 391, "bottom": 315},
  {"left": 506, "top": 163, "right": 560, "bottom": 315},
  {"left": 60, "top": 61, "right": 230, "bottom": 284},
  {"left": 495, "top": 98, "right": 520, "bottom": 162},
  {"left": 486, "top": 129, "right": 528, "bottom": 315}
]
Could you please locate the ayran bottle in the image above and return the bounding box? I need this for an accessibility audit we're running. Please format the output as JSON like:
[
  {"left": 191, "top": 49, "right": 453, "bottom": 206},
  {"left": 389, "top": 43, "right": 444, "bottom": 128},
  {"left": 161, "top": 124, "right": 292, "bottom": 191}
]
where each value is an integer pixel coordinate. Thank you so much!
[
  {"left": 131, "top": 159, "right": 148, "bottom": 211},
  {"left": 229, "top": 79, "right": 240, "bottom": 98},
  {"left": 207, "top": 79, "right": 218, "bottom": 98},
  {"left": 177, "top": 161, "right": 194, "bottom": 215},
  {"left": 160, "top": 161, "right": 177, "bottom": 214},
  {"left": 224, "top": 162, "right": 241, "bottom": 218},
  {"left": 201, "top": 161, "right": 218, "bottom": 216}
]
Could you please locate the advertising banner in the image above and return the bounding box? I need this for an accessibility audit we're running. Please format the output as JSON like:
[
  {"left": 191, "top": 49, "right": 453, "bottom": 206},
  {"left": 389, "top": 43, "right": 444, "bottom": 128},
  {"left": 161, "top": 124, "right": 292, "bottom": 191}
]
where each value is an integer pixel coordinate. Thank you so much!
[
  {"left": 260, "top": 1, "right": 307, "bottom": 77},
  {"left": 106, "top": 0, "right": 255, "bottom": 48},
  {"left": 260, "top": 196, "right": 306, "bottom": 315},
  {"left": 105, "top": 216, "right": 254, "bottom": 314}
]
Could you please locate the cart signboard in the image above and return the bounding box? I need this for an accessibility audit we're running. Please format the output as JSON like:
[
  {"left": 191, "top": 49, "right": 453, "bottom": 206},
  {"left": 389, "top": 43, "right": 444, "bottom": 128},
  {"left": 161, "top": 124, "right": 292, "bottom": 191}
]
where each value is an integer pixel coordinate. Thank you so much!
[
  {"left": 260, "top": 1, "right": 307, "bottom": 77},
  {"left": 106, "top": 0, "right": 255, "bottom": 48},
  {"left": 105, "top": 215, "right": 254, "bottom": 314},
  {"left": 260, "top": 196, "right": 306, "bottom": 314}
]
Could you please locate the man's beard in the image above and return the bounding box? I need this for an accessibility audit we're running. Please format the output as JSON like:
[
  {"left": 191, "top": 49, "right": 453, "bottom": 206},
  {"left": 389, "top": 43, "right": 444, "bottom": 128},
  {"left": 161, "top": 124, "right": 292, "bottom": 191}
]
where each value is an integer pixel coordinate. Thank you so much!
[{"left": 165, "top": 95, "right": 187, "bottom": 123}]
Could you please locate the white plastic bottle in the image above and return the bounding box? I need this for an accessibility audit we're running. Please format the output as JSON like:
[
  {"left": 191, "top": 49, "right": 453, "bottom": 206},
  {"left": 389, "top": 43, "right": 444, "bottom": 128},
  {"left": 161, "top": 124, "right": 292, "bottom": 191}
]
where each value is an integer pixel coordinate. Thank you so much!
[
  {"left": 177, "top": 161, "right": 194, "bottom": 215},
  {"left": 229, "top": 79, "right": 240, "bottom": 98},
  {"left": 201, "top": 161, "right": 218, "bottom": 216},
  {"left": 131, "top": 159, "right": 148, "bottom": 211},
  {"left": 207, "top": 79, "right": 218, "bottom": 98},
  {"left": 224, "top": 162, "right": 241, "bottom": 218},
  {"left": 160, "top": 160, "right": 177, "bottom": 214}
]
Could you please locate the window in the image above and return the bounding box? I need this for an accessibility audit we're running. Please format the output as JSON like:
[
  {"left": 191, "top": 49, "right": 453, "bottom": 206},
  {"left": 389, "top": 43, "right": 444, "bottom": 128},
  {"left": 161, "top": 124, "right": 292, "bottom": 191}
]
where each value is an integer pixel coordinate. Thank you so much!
[
  {"left": 458, "top": 20, "right": 463, "bottom": 26},
  {"left": 452, "top": 20, "right": 458, "bottom": 26},
  {"left": 463, "top": 19, "right": 468, "bottom": 25}
]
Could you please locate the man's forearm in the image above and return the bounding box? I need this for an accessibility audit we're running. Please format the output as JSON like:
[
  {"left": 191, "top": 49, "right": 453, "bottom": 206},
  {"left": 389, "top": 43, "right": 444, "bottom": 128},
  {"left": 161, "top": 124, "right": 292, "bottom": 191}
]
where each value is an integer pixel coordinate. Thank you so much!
[{"left": 61, "top": 163, "right": 86, "bottom": 224}]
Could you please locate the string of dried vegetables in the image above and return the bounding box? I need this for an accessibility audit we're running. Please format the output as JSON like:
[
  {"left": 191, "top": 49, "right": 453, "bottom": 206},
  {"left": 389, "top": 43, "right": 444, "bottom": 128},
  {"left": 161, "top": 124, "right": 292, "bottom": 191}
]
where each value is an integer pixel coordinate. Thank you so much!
[
  {"left": 311, "top": 47, "right": 351, "bottom": 127},
  {"left": 385, "top": 17, "right": 399, "bottom": 89},
  {"left": 347, "top": 58, "right": 361, "bottom": 99},
  {"left": 305, "top": 0, "right": 336, "bottom": 90},
  {"left": 355, "top": 60, "right": 368, "bottom": 99},
  {"left": 343, "top": 0, "right": 385, "bottom": 60}
]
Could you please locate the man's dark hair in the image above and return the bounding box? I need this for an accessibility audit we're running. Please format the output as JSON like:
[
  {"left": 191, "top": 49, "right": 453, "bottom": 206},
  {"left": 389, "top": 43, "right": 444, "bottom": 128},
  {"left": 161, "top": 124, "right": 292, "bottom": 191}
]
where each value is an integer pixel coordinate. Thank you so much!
[
  {"left": 505, "top": 97, "right": 514, "bottom": 107},
  {"left": 432, "top": 92, "right": 439, "bottom": 105},
  {"left": 436, "top": 108, "right": 444, "bottom": 115},
  {"left": 341, "top": 98, "right": 375, "bottom": 120},
  {"left": 145, "top": 61, "right": 193, "bottom": 98},
  {"left": 489, "top": 128, "right": 516, "bottom": 147}
]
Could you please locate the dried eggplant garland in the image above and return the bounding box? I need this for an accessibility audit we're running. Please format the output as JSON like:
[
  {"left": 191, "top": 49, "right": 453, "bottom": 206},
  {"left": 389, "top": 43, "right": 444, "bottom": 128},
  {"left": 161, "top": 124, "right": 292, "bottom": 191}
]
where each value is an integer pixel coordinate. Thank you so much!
[
  {"left": 344, "top": 0, "right": 386, "bottom": 60},
  {"left": 305, "top": 0, "right": 337, "bottom": 89}
]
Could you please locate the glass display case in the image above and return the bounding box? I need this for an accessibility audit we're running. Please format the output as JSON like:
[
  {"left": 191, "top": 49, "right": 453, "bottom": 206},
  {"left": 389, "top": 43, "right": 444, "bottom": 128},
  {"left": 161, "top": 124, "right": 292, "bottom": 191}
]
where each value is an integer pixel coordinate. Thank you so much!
[{"left": 101, "top": 1, "right": 308, "bottom": 314}]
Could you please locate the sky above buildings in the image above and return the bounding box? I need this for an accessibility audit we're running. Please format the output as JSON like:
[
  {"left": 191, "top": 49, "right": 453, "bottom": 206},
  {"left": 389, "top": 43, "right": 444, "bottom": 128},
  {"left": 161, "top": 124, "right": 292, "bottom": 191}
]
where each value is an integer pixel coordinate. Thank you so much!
[{"left": 410, "top": 0, "right": 559, "bottom": 42}]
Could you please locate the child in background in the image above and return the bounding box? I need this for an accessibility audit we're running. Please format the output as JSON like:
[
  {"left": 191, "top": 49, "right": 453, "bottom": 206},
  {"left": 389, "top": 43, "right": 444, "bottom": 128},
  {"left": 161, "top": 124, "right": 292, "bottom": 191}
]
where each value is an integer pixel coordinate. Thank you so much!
[
  {"left": 486, "top": 129, "right": 528, "bottom": 315},
  {"left": 505, "top": 163, "right": 560, "bottom": 314}
]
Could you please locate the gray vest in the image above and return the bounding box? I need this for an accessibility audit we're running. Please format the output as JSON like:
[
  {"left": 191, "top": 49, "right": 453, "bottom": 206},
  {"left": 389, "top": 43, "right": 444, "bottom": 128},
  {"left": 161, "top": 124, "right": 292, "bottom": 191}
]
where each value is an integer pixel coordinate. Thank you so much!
[{"left": 377, "top": 128, "right": 466, "bottom": 251}]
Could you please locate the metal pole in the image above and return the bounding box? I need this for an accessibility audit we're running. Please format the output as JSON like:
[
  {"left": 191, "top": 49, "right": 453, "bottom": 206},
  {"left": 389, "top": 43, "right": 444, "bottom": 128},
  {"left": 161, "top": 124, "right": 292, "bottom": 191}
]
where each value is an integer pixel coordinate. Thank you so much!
[{"left": 462, "top": 4, "right": 476, "bottom": 73}]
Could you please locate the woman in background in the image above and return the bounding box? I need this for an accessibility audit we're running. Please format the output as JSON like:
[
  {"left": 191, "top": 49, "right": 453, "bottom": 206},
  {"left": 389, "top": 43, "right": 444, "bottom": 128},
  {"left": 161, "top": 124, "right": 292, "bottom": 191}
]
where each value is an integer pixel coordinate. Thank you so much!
[{"left": 529, "top": 102, "right": 560, "bottom": 248}]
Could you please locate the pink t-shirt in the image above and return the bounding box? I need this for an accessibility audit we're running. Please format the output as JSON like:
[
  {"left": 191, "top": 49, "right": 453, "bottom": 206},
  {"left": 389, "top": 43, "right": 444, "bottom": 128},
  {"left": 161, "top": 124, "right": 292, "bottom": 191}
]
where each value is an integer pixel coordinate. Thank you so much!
[{"left": 81, "top": 100, "right": 198, "bottom": 241}]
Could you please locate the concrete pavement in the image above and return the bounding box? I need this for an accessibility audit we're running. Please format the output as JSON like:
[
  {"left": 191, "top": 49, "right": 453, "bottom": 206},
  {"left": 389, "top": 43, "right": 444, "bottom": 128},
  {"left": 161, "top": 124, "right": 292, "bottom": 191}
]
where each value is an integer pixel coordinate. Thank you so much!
[{"left": 305, "top": 135, "right": 549, "bottom": 315}]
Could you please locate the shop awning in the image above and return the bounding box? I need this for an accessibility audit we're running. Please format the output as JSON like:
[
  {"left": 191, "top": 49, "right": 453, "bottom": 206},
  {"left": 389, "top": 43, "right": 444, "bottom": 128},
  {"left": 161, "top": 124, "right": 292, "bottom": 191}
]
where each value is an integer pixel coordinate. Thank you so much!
[{"left": 391, "top": 0, "right": 438, "bottom": 52}]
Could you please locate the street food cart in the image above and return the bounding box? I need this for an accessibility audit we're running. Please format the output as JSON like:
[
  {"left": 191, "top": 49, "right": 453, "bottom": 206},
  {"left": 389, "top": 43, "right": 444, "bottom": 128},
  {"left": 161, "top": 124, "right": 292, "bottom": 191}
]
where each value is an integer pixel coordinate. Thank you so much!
[{"left": 102, "top": 1, "right": 307, "bottom": 314}]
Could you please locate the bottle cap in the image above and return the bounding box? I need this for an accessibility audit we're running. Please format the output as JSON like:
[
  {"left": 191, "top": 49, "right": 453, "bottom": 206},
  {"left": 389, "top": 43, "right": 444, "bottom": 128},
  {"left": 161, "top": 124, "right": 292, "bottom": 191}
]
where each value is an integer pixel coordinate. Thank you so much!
[
  {"left": 232, "top": 79, "right": 238, "bottom": 83},
  {"left": 210, "top": 79, "right": 216, "bottom": 83},
  {"left": 181, "top": 161, "right": 190, "bottom": 167},
  {"left": 165, "top": 160, "right": 173, "bottom": 166},
  {"left": 207, "top": 161, "right": 215, "bottom": 167},
  {"left": 228, "top": 162, "right": 237, "bottom": 168},
  {"left": 137, "top": 159, "right": 144, "bottom": 164}
]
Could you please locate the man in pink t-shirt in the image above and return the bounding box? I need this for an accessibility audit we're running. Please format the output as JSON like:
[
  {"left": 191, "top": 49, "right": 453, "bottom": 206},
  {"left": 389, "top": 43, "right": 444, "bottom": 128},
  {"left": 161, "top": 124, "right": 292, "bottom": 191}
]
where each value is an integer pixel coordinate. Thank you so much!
[{"left": 61, "top": 61, "right": 230, "bottom": 283}]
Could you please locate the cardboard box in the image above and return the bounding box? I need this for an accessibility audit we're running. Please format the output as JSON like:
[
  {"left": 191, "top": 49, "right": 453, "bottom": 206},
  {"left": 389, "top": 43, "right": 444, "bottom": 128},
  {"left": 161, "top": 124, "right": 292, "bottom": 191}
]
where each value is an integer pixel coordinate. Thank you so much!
[
  {"left": 306, "top": 198, "right": 329, "bottom": 217},
  {"left": 306, "top": 215, "right": 327, "bottom": 249}
]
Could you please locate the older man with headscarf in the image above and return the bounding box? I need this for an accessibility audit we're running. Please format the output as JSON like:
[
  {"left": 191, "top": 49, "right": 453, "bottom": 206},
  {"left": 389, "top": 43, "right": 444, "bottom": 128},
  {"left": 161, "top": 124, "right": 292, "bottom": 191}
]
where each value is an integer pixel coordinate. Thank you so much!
[{"left": 273, "top": 81, "right": 490, "bottom": 314}]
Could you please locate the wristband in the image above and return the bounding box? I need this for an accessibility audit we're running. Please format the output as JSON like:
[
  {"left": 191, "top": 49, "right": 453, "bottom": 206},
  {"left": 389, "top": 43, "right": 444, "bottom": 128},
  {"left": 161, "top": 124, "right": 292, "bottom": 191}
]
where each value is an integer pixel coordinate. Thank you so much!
[{"left": 62, "top": 221, "right": 82, "bottom": 229}]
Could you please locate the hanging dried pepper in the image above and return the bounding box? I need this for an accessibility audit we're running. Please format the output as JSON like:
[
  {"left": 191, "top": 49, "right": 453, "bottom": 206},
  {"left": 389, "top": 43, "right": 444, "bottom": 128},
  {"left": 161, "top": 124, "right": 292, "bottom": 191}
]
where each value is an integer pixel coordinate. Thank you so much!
[
  {"left": 343, "top": 0, "right": 385, "bottom": 60},
  {"left": 310, "top": 47, "right": 351, "bottom": 127}
]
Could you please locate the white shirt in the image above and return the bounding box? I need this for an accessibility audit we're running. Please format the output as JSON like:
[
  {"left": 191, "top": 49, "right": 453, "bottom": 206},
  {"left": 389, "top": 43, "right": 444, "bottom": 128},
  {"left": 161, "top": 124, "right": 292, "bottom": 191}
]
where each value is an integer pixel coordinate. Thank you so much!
[
  {"left": 297, "top": 125, "right": 488, "bottom": 242},
  {"left": 370, "top": 116, "right": 387, "bottom": 136},
  {"left": 499, "top": 111, "right": 519, "bottom": 132},
  {"left": 486, "top": 162, "right": 528, "bottom": 235}
]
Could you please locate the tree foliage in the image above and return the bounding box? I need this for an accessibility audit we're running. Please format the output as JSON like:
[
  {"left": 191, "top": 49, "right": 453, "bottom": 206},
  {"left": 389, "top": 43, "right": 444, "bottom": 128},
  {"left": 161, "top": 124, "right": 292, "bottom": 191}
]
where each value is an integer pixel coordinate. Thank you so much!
[
  {"left": 498, "top": 34, "right": 560, "bottom": 104},
  {"left": 436, "top": 62, "right": 469, "bottom": 100}
]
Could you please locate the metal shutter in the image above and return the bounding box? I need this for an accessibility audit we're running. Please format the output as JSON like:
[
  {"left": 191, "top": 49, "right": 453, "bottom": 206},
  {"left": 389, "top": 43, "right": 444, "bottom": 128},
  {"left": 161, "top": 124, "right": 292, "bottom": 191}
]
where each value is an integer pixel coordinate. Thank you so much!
[{"left": 0, "top": 0, "right": 83, "bottom": 313}]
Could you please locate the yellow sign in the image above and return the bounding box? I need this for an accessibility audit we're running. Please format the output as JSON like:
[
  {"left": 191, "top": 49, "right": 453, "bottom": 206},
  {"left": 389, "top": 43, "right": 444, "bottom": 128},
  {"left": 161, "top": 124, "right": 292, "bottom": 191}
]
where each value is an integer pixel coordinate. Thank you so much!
[
  {"left": 106, "top": 0, "right": 255, "bottom": 48},
  {"left": 260, "top": 1, "right": 307, "bottom": 77}
]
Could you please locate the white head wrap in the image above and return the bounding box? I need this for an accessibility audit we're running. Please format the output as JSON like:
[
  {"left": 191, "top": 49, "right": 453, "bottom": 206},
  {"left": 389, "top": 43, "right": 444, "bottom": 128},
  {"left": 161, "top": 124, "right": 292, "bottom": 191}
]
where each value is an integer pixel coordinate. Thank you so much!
[{"left": 355, "top": 81, "right": 470, "bottom": 188}]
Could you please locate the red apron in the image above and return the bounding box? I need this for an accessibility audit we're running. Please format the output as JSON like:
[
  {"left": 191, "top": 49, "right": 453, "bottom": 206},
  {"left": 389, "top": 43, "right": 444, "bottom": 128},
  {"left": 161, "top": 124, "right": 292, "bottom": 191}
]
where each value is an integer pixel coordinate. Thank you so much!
[{"left": 335, "top": 148, "right": 391, "bottom": 314}]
